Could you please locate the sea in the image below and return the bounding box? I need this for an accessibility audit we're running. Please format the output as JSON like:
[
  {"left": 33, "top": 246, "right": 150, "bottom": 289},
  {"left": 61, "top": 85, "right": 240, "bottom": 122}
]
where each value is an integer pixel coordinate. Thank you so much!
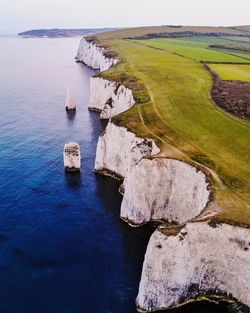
[{"left": 0, "top": 36, "right": 238, "bottom": 313}]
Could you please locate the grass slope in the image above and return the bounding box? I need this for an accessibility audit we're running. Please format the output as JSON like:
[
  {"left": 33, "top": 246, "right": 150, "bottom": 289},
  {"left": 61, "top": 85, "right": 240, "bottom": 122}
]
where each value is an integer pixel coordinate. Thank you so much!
[
  {"left": 94, "top": 27, "right": 250, "bottom": 225},
  {"left": 209, "top": 64, "right": 250, "bottom": 82},
  {"left": 96, "top": 25, "right": 250, "bottom": 41}
]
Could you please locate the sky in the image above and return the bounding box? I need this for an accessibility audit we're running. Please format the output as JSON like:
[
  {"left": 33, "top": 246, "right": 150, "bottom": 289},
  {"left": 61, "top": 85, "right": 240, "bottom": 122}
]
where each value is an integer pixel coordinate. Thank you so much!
[{"left": 0, "top": 0, "right": 249, "bottom": 34}]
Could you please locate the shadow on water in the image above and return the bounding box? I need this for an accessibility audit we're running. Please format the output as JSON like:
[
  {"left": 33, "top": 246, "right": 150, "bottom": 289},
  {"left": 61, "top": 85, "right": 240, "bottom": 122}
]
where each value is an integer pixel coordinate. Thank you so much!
[
  {"left": 157, "top": 300, "right": 249, "bottom": 313},
  {"left": 65, "top": 110, "right": 76, "bottom": 123},
  {"left": 95, "top": 173, "right": 157, "bottom": 312},
  {"left": 64, "top": 171, "right": 81, "bottom": 189},
  {"left": 95, "top": 173, "right": 249, "bottom": 313}
]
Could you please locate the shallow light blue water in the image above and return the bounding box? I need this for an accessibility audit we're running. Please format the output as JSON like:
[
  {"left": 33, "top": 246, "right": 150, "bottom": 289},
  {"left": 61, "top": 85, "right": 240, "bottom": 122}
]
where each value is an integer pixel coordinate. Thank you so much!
[{"left": 0, "top": 36, "right": 240, "bottom": 313}]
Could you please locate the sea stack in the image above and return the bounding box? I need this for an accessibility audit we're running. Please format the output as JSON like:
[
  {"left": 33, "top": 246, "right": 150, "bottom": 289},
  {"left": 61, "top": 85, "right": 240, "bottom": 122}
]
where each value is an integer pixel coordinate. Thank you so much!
[
  {"left": 63, "top": 142, "right": 81, "bottom": 171},
  {"left": 66, "top": 86, "right": 77, "bottom": 111}
]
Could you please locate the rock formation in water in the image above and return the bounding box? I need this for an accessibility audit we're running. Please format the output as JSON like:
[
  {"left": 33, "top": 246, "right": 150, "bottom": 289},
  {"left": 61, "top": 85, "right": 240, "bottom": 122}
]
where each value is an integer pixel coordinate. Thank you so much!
[
  {"left": 77, "top": 36, "right": 250, "bottom": 312},
  {"left": 63, "top": 142, "right": 81, "bottom": 171}
]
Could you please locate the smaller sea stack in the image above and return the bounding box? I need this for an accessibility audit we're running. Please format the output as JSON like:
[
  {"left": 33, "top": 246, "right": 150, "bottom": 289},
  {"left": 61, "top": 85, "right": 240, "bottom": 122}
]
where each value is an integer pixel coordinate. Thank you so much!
[
  {"left": 63, "top": 142, "right": 81, "bottom": 171},
  {"left": 66, "top": 86, "right": 77, "bottom": 111}
]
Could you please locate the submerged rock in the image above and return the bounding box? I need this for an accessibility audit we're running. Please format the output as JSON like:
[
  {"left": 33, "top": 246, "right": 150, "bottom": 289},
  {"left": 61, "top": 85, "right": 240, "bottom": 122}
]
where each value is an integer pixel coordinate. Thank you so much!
[{"left": 63, "top": 142, "right": 81, "bottom": 171}]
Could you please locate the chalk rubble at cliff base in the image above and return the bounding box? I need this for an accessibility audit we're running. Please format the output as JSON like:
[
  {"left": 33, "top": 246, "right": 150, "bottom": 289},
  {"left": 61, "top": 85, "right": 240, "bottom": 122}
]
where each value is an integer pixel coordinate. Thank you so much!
[{"left": 137, "top": 221, "right": 250, "bottom": 312}]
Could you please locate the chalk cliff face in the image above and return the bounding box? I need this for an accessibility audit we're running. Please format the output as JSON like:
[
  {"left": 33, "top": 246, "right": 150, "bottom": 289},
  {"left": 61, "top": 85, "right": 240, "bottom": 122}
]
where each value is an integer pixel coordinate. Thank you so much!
[
  {"left": 77, "top": 37, "right": 250, "bottom": 312},
  {"left": 89, "top": 77, "right": 135, "bottom": 119},
  {"left": 75, "top": 38, "right": 118, "bottom": 72},
  {"left": 121, "top": 158, "right": 210, "bottom": 226},
  {"left": 95, "top": 121, "right": 160, "bottom": 178},
  {"left": 137, "top": 222, "right": 250, "bottom": 312}
]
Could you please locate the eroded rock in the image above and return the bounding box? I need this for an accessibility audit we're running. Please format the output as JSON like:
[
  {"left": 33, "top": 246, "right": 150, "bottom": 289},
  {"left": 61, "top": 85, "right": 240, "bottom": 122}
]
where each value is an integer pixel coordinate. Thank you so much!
[{"left": 63, "top": 142, "right": 81, "bottom": 171}]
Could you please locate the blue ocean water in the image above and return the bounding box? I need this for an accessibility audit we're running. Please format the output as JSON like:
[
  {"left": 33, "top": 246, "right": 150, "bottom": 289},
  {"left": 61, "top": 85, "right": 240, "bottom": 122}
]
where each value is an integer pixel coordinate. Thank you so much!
[{"left": 0, "top": 36, "right": 239, "bottom": 313}]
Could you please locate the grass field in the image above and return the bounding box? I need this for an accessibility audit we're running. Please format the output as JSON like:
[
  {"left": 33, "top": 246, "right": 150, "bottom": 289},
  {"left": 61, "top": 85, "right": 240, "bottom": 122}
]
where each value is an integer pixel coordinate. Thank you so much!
[
  {"left": 179, "top": 35, "right": 250, "bottom": 46},
  {"left": 94, "top": 27, "right": 250, "bottom": 225},
  {"left": 209, "top": 64, "right": 250, "bottom": 82},
  {"left": 136, "top": 38, "right": 250, "bottom": 63},
  {"left": 221, "top": 36, "right": 250, "bottom": 43},
  {"left": 210, "top": 47, "right": 250, "bottom": 61}
]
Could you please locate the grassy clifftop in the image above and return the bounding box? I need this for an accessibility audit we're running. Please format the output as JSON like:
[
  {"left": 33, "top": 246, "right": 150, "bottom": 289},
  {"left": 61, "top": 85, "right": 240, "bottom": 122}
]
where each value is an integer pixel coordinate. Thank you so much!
[{"left": 92, "top": 26, "right": 250, "bottom": 226}]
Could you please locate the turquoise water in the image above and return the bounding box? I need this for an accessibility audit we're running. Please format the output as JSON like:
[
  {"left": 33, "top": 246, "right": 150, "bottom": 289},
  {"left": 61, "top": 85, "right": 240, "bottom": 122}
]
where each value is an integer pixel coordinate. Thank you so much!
[{"left": 0, "top": 36, "right": 244, "bottom": 313}]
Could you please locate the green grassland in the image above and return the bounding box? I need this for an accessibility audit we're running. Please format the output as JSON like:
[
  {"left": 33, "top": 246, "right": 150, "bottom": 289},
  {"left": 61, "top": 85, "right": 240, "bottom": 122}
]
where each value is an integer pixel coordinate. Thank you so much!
[
  {"left": 210, "top": 47, "right": 250, "bottom": 61},
  {"left": 136, "top": 38, "right": 250, "bottom": 63},
  {"left": 94, "top": 27, "right": 250, "bottom": 226},
  {"left": 221, "top": 36, "right": 250, "bottom": 43},
  {"left": 96, "top": 25, "right": 250, "bottom": 41},
  {"left": 179, "top": 35, "right": 250, "bottom": 46},
  {"left": 209, "top": 64, "right": 250, "bottom": 82}
]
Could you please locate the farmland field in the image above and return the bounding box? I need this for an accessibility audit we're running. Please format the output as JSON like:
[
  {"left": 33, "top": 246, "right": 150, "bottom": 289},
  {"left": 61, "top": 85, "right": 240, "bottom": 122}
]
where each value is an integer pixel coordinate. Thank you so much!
[
  {"left": 136, "top": 38, "right": 250, "bottom": 62},
  {"left": 220, "top": 36, "right": 250, "bottom": 43},
  {"left": 209, "top": 63, "right": 250, "bottom": 82},
  {"left": 179, "top": 35, "right": 250, "bottom": 46}
]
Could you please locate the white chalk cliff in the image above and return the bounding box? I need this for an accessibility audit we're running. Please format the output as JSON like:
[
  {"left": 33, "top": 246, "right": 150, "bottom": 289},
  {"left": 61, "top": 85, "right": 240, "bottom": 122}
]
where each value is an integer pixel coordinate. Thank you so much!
[
  {"left": 77, "top": 37, "right": 250, "bottom": 311},
  {"left": 89, "top": 77, "right": 135, "bottom": 119},
  {"left": 121, "top": 158, "right": 210, "bottom": 226},
  {"left": 95, "top": 121, "right": 160, "bottom": 178},
  {"left": 137, "top": 221, "right": 250, "bottom": 312},
  {"left": 75, "top": 38, "right": 118, "bottom": 72}
]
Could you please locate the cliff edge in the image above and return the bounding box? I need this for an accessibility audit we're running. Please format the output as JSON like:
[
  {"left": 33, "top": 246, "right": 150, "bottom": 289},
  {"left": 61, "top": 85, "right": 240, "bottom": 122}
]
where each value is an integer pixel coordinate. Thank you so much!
[{"left": 76, "top": 32, "right": 250, "bottom": 312}]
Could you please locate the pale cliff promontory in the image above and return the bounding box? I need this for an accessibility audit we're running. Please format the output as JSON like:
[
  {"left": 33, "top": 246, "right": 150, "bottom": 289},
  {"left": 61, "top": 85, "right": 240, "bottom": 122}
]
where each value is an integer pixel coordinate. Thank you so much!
[
  {"left": 77, "top": 34, "right": 250, "bottom": 312},
  {"left": 89, "top": 77, "right": 135, "bottom": 119},
  {"left": 137, "top": 221, "right": 250, "bottom": 312},
  {"left": 75, "top": 37, "right": 118, "bottom": 72},
  {"left": 121, "top": 158, "right": 210, "bottom": 226},
  {"left": 76, "top": 38, "right": 135, "bottom": 119},
  {"left": 95, "top": 122, "right": 160, "bottom": 178}
]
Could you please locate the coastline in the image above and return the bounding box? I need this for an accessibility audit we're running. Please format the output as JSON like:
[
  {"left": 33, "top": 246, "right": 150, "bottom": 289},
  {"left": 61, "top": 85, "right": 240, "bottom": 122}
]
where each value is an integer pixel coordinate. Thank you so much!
[{"left": 76, "top": 37, "right": 250, "bottom": 312}]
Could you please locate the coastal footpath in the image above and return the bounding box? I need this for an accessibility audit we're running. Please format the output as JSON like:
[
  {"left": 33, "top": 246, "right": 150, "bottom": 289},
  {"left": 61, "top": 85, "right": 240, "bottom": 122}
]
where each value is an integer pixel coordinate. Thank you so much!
[{"left": 76, "top": 28, "right": 250, "bottom": 311}]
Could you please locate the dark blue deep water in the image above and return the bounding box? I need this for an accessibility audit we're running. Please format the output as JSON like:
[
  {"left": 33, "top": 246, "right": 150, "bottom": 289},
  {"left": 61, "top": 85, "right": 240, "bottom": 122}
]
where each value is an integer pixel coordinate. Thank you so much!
[
  {"left": 0, "top": 37, "right": 155, "bottom": 313},
  {"left": 0, "top": 37, "right": 243, "bottom": 313}
]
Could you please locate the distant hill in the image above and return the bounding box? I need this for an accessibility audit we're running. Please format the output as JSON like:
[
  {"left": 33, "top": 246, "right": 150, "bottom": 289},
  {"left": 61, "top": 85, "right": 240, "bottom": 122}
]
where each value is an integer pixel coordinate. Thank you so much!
[{"left": 18, "top": 28, "right": 118, "bottom": 38}]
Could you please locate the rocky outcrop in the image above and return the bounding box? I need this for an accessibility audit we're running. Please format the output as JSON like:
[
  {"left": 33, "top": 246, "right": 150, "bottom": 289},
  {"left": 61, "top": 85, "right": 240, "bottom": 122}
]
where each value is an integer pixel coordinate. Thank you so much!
[
  {"left": 63, "top": 142, "right": 81, "bottom": 171},
  {"left": 94, "top": 121, "right": 160, "bottom": 178},
  {"left": 137, "top": 221, "right": 250, "bottom": 312},
  {"left": 89, "top": 77, "right": 135, "bottom": 119},
  {"left": 75, "top": 38, "right": 118, "bottom": 72},
  {"left": 121, "top": 158, "right": 210, "bottom": 226}
]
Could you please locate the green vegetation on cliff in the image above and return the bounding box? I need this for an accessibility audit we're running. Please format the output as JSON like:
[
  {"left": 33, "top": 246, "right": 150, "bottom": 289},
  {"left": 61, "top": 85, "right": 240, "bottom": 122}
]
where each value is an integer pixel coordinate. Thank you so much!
[{"left": 93, "top": 26, "right": 250, "bottom": 225}]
